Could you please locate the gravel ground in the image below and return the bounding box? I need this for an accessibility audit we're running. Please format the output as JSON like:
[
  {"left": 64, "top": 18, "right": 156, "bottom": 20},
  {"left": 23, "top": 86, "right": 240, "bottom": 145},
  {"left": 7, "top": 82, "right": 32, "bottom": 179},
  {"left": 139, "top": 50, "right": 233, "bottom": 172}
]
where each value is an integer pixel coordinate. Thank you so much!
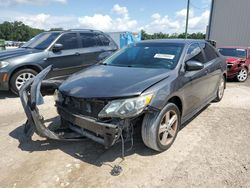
[{"left": 0, "top": 80, "right": 249, "bottom": 188}]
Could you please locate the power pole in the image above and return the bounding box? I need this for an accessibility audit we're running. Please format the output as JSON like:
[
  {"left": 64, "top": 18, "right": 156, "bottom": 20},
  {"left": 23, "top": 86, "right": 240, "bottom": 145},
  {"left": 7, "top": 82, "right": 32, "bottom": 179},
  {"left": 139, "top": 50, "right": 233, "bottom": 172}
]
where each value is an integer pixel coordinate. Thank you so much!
[{"left": 185, "top": 0, "right": 190, "bottom": 39}]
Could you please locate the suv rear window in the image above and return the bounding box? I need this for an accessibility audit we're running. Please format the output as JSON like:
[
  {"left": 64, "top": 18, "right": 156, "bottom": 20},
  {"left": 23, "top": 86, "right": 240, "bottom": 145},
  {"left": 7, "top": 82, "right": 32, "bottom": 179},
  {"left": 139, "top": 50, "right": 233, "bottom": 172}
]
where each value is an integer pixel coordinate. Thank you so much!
[{"left": 98, "top": 34, "right": 112, "bottom": 46}]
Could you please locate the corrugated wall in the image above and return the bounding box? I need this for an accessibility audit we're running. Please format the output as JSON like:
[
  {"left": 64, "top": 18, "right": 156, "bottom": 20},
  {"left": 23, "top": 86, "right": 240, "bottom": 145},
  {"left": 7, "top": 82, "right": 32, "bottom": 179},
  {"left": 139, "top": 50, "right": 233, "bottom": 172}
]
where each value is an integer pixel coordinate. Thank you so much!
[{"left": 209, "top": 0, "right": 250, "bottom": 47}]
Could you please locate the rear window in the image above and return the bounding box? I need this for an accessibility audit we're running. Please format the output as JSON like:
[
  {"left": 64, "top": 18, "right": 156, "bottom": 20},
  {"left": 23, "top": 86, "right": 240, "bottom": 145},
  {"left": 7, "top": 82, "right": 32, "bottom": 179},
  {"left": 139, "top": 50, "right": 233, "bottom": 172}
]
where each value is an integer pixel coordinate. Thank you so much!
[
  {"left": 98, "top": 34, "right": 112, "bottom": 46},
  {"left": 218, "top": 48, "right": 247, "bottom": 58}
]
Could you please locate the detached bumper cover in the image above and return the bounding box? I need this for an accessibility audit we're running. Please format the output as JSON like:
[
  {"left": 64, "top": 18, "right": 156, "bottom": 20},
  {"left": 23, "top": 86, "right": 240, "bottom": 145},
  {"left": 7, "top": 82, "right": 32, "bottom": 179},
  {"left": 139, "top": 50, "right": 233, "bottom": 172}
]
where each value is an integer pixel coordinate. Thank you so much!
[{"left": 19, "top": 65, "right": 120, "bottom": 148}]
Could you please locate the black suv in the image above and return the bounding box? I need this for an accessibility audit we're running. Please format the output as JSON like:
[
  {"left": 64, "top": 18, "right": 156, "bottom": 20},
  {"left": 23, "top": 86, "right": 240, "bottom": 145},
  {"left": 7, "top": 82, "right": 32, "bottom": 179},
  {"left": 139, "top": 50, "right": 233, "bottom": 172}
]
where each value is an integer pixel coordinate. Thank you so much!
[{"left": 0, "top": 30, "right": 118, "bottom": 94}]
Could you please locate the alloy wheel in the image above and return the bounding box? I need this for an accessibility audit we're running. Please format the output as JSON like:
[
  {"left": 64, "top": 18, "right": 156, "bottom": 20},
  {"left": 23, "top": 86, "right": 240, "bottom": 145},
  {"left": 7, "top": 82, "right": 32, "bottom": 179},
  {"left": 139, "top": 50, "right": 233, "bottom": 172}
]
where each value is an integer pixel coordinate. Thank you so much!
[
  {"left": 237, "top": 68, "right": 248, "bottom": 82},
  {"left": 158, "top": 110, "right": 178, "bottom": 146},
  {"left": 15, "top": 72, "right": 35, "bottom": 90},
  {"left": 218, "top": 77, "right": 225, "bottom": 99}
]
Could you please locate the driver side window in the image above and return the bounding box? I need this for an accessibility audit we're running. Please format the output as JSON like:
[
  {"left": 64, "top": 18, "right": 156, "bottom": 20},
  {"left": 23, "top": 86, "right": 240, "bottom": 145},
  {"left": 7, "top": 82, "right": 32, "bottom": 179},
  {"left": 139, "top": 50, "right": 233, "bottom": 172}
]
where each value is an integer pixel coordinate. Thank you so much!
[
  {"left": 187, "top": 43, "right": 205, "bottom": 63},
  {"left": 56, "top": 33, "right": 79, "bottom": 50}
]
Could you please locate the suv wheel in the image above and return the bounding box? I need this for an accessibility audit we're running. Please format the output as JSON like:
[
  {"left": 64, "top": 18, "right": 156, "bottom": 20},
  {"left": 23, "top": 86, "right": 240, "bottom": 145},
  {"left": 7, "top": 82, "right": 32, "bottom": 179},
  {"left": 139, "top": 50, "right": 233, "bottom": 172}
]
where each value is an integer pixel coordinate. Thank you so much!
[
  {"left": 237, "top": 67, "right": 248, "bottom": 82},
  {"left": 141, "top": 103, "right": 180, "bottom": 152},
  {"left": 10, "top": 69, "right": 37, "bottom": 94}
]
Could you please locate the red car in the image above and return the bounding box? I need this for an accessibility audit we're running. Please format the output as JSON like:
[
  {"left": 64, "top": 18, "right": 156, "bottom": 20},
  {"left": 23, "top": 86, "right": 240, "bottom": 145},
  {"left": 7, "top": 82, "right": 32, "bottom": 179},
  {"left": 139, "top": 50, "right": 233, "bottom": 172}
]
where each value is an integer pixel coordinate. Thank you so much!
[{"left": 218, "top": 46, "right": 249, "bottom": 82}]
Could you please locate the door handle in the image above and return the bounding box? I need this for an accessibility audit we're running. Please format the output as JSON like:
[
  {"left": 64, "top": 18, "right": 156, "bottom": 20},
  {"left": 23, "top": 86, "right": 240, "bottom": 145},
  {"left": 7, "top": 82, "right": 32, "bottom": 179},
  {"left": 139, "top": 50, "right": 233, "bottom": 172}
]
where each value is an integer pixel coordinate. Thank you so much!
[{"left": 74, "top": 52, "right": 80, "bottom": 56}]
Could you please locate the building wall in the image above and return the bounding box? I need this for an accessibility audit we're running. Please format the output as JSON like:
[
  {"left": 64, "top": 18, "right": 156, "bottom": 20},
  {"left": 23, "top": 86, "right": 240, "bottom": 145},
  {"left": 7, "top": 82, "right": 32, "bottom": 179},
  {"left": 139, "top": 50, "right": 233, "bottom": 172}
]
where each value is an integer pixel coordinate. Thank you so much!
[{"left": 208, "top": 0, "right": 250, "bottom": 47}]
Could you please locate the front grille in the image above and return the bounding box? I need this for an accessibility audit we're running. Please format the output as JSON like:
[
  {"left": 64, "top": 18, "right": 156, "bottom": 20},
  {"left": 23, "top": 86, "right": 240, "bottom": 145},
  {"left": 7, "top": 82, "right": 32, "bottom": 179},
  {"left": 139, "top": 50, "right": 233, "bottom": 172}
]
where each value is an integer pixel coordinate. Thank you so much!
[{"left": 63, "top": 96, "right": 107, "bottom": 119}]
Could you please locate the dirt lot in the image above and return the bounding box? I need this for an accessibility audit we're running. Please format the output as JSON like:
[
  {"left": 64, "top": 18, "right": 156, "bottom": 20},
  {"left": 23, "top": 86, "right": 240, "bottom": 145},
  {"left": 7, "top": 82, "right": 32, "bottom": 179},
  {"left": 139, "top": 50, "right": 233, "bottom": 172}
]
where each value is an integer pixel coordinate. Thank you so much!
[{"left": 0, "top": 80, "right": 250, "bottom": 188}]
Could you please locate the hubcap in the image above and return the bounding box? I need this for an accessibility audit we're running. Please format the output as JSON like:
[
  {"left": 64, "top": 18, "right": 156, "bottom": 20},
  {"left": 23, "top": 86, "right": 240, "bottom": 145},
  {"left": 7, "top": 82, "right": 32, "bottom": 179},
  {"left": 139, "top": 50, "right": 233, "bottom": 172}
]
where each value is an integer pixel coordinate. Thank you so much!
[
  {"left": 15, "top": 73, "right": 35, "bottom": 90},
  {"left": 158, "top": 110, "right": 178, "bottom": 146},
  {"left": 218, "top": 78, "right": 225, "bottom": 99},
  {"left": 237, "top": 68, "right": 248, "bottom": 82}
]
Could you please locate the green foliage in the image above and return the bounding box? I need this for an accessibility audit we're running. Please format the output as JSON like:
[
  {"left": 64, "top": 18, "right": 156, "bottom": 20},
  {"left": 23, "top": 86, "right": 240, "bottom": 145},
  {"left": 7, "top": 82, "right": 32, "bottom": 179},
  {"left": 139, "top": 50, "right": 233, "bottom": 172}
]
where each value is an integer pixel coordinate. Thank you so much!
[
  {"left": 0, "top": 21, "right": 44, "bottom": 41},
  {"left": 141, "top": 30, "right": 205, "bottom": 40},
  {"left": 0, "top": 21, "right": 206, "bottom": 42}
]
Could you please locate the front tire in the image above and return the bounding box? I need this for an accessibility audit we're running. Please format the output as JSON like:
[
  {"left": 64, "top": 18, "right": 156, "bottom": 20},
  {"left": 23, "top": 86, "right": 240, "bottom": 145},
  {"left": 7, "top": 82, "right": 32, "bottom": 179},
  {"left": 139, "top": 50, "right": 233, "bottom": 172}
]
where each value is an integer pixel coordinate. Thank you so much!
[
  {"left": 141, "top": 103, "right": 181, "bottom": 152},
  {"left": 236, "top": 67, "right": 248, "bottom": 82},
  {"left": 214, "top": 76, "right": 225, "bottom": 102},
  {"left": 10, "top": 69, "right": 37, "bottom": 94}
]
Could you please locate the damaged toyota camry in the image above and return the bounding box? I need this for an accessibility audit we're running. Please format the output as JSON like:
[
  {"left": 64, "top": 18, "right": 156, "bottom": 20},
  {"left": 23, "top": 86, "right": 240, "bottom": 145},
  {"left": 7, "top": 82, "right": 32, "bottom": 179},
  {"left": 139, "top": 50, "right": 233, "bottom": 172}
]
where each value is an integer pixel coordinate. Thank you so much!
[{"left": 20, "top": 39, "right": 227, "bottom": 152}]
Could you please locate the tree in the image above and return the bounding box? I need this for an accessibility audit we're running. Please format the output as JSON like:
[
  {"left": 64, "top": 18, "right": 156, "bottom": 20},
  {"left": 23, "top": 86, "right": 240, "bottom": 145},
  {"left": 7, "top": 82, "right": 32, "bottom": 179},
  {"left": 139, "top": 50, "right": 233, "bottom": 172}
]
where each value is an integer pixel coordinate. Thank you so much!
[
  {"left": 141, "top": 30, "right": 206, "bottom": 40},
  {"left": 0, "top": 21, "right": 44, "bottom": 41}
]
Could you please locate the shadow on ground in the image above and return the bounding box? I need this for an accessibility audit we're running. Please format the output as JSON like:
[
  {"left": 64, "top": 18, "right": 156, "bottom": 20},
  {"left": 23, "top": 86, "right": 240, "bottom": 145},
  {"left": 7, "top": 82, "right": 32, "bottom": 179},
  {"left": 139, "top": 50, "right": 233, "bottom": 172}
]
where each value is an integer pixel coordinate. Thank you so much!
[
  {"left": 9, "top": 104, "right": 209, "bottom": 168},
  {"left": 0, "top": 91, "right": 17, "bottom": 99}
]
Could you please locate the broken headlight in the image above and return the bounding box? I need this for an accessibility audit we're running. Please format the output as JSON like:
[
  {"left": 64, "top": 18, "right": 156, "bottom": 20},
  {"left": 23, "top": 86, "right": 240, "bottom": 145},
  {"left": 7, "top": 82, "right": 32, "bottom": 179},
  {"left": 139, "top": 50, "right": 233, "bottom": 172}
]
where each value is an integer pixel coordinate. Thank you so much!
[{"left": 98, "top": 94, "right": 153, "bottom": 118}]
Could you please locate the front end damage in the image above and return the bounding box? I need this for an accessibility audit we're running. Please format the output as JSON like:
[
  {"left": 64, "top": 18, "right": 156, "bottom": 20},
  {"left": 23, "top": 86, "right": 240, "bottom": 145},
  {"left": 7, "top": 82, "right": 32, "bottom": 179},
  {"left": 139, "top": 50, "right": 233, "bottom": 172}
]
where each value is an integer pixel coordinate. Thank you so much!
[{"left": 19, "top": 66, "right": 143, "bottom": 149}]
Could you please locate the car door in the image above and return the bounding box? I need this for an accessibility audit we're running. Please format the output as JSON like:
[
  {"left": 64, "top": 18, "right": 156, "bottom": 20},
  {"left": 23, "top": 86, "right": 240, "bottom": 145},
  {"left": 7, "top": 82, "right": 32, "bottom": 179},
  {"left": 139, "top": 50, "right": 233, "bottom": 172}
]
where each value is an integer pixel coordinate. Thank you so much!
[
  {"left": 45, "top": 32, "right": 82, "bottom": 79},
  {"left": 181, "top": 43, "right": 209, "bottom": 116},
  {"left": 200, "top": 42, "right": 222, "bottom": 98}
]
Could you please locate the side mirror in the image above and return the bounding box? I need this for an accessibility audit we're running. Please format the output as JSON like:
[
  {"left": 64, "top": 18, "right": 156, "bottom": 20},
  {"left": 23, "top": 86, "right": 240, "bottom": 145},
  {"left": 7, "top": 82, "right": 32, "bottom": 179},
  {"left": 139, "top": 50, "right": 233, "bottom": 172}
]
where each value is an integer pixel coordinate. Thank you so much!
[
  {"left": 185, "top": 60, "right": 204, "bottom": 71},
  {"left": 52, "top": 43, "right": 63, "bottom": 52}
]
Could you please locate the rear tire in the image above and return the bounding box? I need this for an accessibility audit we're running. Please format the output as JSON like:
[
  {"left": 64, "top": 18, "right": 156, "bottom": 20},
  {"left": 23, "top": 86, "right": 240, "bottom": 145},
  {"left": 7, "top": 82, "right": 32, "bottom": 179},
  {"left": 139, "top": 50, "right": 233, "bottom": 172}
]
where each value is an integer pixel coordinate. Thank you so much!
[
  {"left": 141, "top": 103, "right": 181, "bottom": 152},
  {"left": 10, "top": 69, "right": 37, "bottom": 95}
]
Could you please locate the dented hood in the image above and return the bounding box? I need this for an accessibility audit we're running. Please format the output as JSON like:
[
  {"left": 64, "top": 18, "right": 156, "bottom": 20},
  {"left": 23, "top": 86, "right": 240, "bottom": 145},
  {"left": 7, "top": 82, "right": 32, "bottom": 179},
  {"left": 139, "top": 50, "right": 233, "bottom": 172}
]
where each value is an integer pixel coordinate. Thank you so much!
[{"left": 59, "top": 65, "right": 170, "bottom": 98}]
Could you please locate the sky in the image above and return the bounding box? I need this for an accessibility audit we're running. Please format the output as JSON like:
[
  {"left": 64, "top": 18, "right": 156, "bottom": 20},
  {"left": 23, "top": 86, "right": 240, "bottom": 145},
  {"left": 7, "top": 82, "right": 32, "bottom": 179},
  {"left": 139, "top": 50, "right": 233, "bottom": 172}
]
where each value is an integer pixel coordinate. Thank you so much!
[{"left": 0, "top": 0, "right": 212, "bottom": 34}]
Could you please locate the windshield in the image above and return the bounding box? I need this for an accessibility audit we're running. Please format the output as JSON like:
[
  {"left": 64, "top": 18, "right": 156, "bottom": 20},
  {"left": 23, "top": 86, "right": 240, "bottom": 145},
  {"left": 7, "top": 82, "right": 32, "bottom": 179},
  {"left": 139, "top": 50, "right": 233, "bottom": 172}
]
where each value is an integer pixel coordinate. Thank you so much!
[
  {"left": 103, "top": 44, "right": 183, "bottom": 69},
  {"left": 218, "top": 48, "right": 246, "bottom": 58},
  {"left": 21, "top": 32, "right": 61, "bottom": 50}
]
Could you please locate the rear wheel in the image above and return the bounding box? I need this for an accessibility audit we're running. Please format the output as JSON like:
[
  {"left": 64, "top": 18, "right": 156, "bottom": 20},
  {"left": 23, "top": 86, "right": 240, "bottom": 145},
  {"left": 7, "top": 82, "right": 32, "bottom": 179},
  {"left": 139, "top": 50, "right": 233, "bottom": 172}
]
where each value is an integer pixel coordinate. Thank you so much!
[
  {"left": 10, "top": 69, "right": 37, "bottom": 94},
  {"left": 236, "top": 67, "right": 248, "bottom": 82},
  {"left": 141, "top": 103, "right": 180, "bottom": 152}
]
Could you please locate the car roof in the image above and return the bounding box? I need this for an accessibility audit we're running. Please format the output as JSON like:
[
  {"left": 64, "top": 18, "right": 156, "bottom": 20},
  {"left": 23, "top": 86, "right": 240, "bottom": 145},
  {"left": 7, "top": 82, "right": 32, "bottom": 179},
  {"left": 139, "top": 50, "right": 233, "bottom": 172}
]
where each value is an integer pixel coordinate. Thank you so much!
[
  {"left": 137, "top": 39, "right": 206, "bottom": 45},
  {"left": 43, "top": 29, "right": 104, "bottom": 34},
  {"left": 218, "top": 46, "right": 249, "bottom": 49}
]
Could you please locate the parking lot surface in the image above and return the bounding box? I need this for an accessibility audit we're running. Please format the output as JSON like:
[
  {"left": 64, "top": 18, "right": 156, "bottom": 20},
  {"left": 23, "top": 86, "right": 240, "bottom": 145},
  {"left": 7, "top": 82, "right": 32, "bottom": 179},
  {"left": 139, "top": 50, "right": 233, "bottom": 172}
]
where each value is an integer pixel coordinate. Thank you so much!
[{"left": 0, "top": 80, "right": 250, "bottom": 188}]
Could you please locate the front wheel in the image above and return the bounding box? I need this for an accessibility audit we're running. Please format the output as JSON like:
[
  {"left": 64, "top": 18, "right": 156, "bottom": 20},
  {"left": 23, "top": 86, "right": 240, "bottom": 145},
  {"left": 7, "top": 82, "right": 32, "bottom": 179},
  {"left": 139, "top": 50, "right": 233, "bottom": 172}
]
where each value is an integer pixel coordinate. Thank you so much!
[
  {"left": 214, "top": 76, "right": 225, "bottom": 102},
  {"left": 141, "top": 103, "right": 181, "bottom": 152},
  {"left": 236, "top": 67, "right": 248, "bottom": 82},
  {"left": 10, "top": 69, "right": 37, "bottom": 94}
]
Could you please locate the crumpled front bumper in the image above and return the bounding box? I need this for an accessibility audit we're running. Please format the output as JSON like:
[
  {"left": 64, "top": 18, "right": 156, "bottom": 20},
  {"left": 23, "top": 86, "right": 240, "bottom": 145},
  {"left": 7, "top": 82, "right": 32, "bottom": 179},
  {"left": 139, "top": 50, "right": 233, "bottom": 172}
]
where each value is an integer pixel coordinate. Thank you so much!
[{"left": 19, "top": 65, "right": 120, "bottom": 148}]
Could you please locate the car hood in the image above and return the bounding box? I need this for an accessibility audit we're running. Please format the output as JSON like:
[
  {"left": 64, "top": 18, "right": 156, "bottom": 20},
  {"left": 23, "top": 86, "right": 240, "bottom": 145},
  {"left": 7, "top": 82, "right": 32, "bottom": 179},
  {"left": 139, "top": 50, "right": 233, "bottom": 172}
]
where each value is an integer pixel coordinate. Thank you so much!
[
  {"left": 226, "top": 56, "right": 245, "bottom": 64},
  {"left": 0, "top": 48, "right": 42, "bottom": 60},
  {"left": 59, "top": 65, "right": 170, "bottom": 98}
]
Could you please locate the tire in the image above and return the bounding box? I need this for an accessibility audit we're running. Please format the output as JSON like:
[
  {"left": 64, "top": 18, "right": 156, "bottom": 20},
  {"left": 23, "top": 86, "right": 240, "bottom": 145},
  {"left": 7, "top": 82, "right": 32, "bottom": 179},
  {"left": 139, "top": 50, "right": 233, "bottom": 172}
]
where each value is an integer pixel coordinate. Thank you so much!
[
  {"left": 213, "top": 76, "right": 225, "bottom": 102},
  {"left": 141, "top": 103, "right": 181, "bottom": 152},
  {"left": 10, "top": 69, "right": 37, "bottom": 94},
  {"left": 236, "top": 67, "right": 248, "bottom": 82}
]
